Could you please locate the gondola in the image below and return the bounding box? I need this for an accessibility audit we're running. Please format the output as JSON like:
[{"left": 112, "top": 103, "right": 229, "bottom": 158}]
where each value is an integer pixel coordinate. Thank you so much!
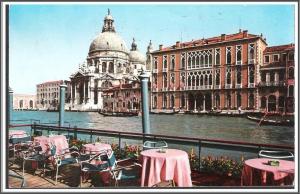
[
  {"left": 150, "top": 110, "right": 179, "bottom": 115},
  {"left": 246, "top": 115, "right": 294, "bottom": 127}
]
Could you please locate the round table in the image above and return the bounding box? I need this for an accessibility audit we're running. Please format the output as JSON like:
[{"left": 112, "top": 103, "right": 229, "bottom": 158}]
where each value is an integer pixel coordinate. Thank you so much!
[
  {"left": 82, "top": 143, "right": 112, "bottom": 154},
  {"left": 241, "top": 158, "right": 294, "bottom": 186},
  {"left": 140, "top": 148, "right": 192, "bottom": 187}
]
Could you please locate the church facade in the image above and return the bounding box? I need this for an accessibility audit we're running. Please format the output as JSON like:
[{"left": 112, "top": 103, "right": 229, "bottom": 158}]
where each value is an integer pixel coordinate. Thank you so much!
[{"left": 67, "top": 10, "right": 147, "bottom": 111}]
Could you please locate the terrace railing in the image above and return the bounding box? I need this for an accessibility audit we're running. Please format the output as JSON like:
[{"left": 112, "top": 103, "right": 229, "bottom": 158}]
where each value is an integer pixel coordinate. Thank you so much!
[{"left": 7, "top": 123, "right": 292, "bottom": 172}]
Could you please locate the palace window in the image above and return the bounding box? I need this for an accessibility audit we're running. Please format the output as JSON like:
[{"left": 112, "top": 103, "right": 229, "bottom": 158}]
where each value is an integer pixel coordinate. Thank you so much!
[
  {"left": 170, "top": 95, "right": 175, "bottom": 108},
  {"left": 249, "top": 93, "right": 254, "bottom": 108},
  {"left": 261, "top": 72, "right": 266, "bottom": 82},
  {"left": 154, "top": 57, "right": 158, "bottom": 69},
  {"left": 282, "top": 53, "right": 287, "bottom": 62},
  {"left": 200, "top": 75, "right": 203, "bottom": 86},
  {"left": 264, "top": 56, "right": 270, "bottom": 63},
  {"left": 249, "top": 65, "right": 255, "bottom": 84},
  {"left": 163, "top": 73, "right": 168, "bottom": 88},
  {"left": 288, "top": 85, "right": 294, "bottom": 97},
  {"left": 273, "top": 54, "right": 279, "bottom": 62},
  {"left": 208, "top": 50, "right": 212, "bottom": 66},
  {"left": 192, "top": 55, "right": 196, "bottom": 69},
  {"left": 163, "top": 94, "right": 167, "bottom": 108},
  {"left": 195, "top": 55, "right": 200, "bottom": 68},
  {"left": 215, "top": 48, "right": 220, "bottom": 66},
  {"left": 209, "top": 74, "right": 212, "bottom": 85},
  {"left": 289, "top": 67, "right": 294, "bottom": 79},
  {"left": 226, "top": 68, "right": 231, "bottom": 84},
  {"left": 180, "top": 72, "right": 185, "bottom": 87},
  {"left": 170, "top": 55, "right": 175, "bottom": 70},
  {"left": 153, "top": 96, "right": 157, "bottom": 108},
  {"left": 204, "top": 53, "right": 209, "bottom": 67},
  {"left": 170, "top": 73, "right": 175, "bottom": 85},
  {"left": 188, "top": 76, "right": 191, "bottom": 86},
  {"left": 288, "top": 52, "right": 294, "bottom": 61},
  {"left": 181, "top": 53, "right": 186, "bottom": 69},
  {"left": 236, "top": 45, "right": 242, "bottom": 64},
  {"left": 163, "top": 55, "right": 168, "bottom": 69},
  {"left": 200, "top": 54, "right": 204, "bottom": 67},
  {"left": 215, "top": 70, "right": 220, "bottom": 85},
  {"left": 248, "top": 44, "right": 255, "bottom": 63},
  {"left": 187, "top": 56, "right": 191, "bottom": 69},
  {"left": 270, "top": 73, "right": 275, "bottom": 82},
  {"left": 226, "top": 47, "right": 232, "bottom": 64},
  {"left": 108, "top": 62, "right": 114, "bottom": 73},
  {"left": 237, "top": 92, "right": 241, "bottom": 108},
  {"left": 226, "top": 93, "right": 231, "bottom": 108},
  {"left": 236, "top": 66, "right": 242, "bottom": 84}
]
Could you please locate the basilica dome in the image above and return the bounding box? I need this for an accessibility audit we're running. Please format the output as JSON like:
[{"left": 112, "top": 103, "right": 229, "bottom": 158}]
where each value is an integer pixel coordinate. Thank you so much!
[
  {"left": 89, "top": 32, "right": 128, "bottom": 53},
  {"left": 129, "top": 38, "right": 146, "bottom": 64}
]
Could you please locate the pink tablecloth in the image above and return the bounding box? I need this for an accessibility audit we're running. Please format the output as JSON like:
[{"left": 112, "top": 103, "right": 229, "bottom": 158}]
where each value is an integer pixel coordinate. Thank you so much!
[
  {"left": 9, "top": 130, "right": 27, "bottom": 138},
  {"left": 140, "top": 149, "right": 192, "bottom": 187},
  {"left": 82, "top": 143, "right": 112, "bottom": 154},
  {"left": 34, "top": 135, "right": 69, "bottom": 155},
  {"left": 241, "top": 158, "right": 294, "bottom": 186}
]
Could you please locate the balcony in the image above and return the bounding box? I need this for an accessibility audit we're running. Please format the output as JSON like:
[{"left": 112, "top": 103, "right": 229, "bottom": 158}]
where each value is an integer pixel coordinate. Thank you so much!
[
  {"left": 162, "top": 68, "right": 168, "bottom": 72},
  {"left": 225, "top": 84, "right": 232, "bottom": 89},
  {"left": 152, "top": 69, "right": 158, "bottom": 73},
  {"left": 214, "top": 85, "right": 221, "bottom": 89},
  {"left": 236, "top": 61, "right": 242, "bottom": 65},
  {"left": 248, "top": 83, "right": 255, "bottom": 88},
  {"left": 161, "top": 87, "right": 168, "bottom": 92},
  {"left": 235, "top": 84, "right": 242, "bottom": 89},
  {"left": 248, "top": 59, "right": 255, "bottom": 64}
]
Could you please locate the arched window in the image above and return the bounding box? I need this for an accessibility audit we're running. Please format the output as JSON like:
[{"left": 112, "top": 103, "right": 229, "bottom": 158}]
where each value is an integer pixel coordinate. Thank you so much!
[
  {"left": 204, "top": 54, "right": 209, "bottom": 67},
  {"left": 236, "top": 45, "right": 242, "bottom": 64},
  {"left": 208, "top": 52, "right": 212, "bottom": 66},
  {"left": 187, "top": 57, "right": 192, "bottom": 69},
  {"left": 188, "top": 76, "right": 192, "bottom": 86},
  {"left": 209, "top": 74, "right": 212, "bottom": 85},
  {"left": 19, "top": 100, "right": 23, "bottom": 109},
  {"left": 226, "top": 47, "right": 232, "bottom": 64},
  {"left": 200, "top": 54, "right": 204, "bottom": 67},
  {"left": 181, "top": 95, "right": 185, "bottom": 108},
  {"left": 200, "top": 75, "right": 203, "bottom": 86},
  {"left": 226, "top": 68, "right": 231, "bottom": 84},
  {"left": 215, "top": 94, "right": 220, "bottom": 108},
  {"left": 196, "top": 55, "right": 200, "bottom": 68},
  {"left": 215, "top": 48, "right": 220, "bottom": 65},
  {"left": 181, "top": 53, "right": 185, "bottom": 69},
  {"left": 192, "top": 76, "right": 196, "bottom": 86},
  {"left": 108, "top": 62, "right": 114, "bottom": 73},
  {"left": 227, "top": 94, "right": 231, "bottom": 108},
  {"left": 289, "top": 67, "right": 294, "bottom": 79},
  {"left": 268, "top": 95, "right": 276, "bottom": 112},
  {"left": 196, "top": 75, "right": 200, "bottom": 86},
  {"left": 163, "top": 56, "right": 168, "bottom": 69},
  {"left": 163, "top": 94, "right": 167, "bottom": 108},
  {"left": 191, "top": 56, "right": 196, "bottom": 69},
  {"left": 102, "top": 62, "right": 107, "bottom": 73},
  {"left": 249, "top": 65, "right": 255, "bottom": 84},
  {"left": 215, "top": 71, "right": 220, "bottom": 85},
  {"left": 236, "top": 66, "right": 242, "bottom": 84}
]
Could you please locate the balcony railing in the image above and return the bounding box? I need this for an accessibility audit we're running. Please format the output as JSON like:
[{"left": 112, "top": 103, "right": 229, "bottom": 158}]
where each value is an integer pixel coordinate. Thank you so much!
[
  {"left": 152, "top": 69, "right": 158, "bottom": 73},
  {"left": 258, "top": 81, "right": 285, "bottom": 87},
  {"left": 236, "top": 61, "right": 242, "bottom": 65},
  {"left": 225, "top": 84, "right": 232, "bottom": 89},
  {"left": 235, "top": 83, "right": 242, "bottom": 89},
  {"left": 161, "top": 87, "right": 168, "bottom": 92},
  {"left": 248, "top": 83, "right": 255, "bottom": 88},
  {"left": 214, "top": 85, "right": 221, "bottom": 89},
  {"left": 162, "top": 68, "right": 168, "bottom": 72}
]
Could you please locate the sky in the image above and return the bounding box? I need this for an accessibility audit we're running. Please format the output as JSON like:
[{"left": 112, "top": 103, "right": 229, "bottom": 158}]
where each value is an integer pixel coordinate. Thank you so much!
[{"left": 8, "top": 3, "right": 296, "bottom": 94}]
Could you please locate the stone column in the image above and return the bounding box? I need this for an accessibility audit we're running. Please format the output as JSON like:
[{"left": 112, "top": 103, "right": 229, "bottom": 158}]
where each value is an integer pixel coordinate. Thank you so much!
[
  {"left": 194, "top": 97, "right": 197, "bottom": 112},
  {"left": 87, "top": 78, "right": 91, "bottom": 103},
  {"left": 74, "top": 82, "right": 77, "bottom": 105},
  {"left": 275, "top": 72, "right": 279, "bottom": 85},
  {"left": 186, "top": 94, "right": 189, "bottom": 111},
  {"left": 70, "top": 83, "right": 73, "bottom": 104},
  {"left": 211, "top": 93, "right": 214, "bottom": 109}
]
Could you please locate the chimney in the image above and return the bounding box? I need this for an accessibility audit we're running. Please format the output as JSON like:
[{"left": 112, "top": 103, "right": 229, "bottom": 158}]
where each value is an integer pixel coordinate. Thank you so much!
[
  {"left": 176, "top": 41, "right": 180, "bottom": 48},
  {"left": 243, "top": 30, "right": 248, "bottom": 38},
  {"left": 221, "top": 34, "right": 226, "bottom": 41},
  {"left": 159, "top": 44, "right": 163, "bottom": 50}
]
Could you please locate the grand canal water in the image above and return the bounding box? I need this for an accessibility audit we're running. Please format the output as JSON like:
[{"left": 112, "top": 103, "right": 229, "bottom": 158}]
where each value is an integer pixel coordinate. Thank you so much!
[{"left": 11, "top": 111, "right": 294, "bottom": 146}]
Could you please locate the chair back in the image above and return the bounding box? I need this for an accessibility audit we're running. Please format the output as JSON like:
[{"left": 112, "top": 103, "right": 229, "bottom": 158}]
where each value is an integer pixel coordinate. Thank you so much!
[
  {"left": 107, "top": 151, "right": 117, "bottom": 169},
  {"left": 258, "top": 150, "right": 294, "bottom": 161},
  {"left": 143, "top": 140, "right": 168, "bottom": 150}
]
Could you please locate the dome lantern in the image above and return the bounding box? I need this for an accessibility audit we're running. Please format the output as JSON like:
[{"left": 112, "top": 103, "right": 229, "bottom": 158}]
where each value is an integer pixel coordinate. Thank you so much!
[
  {"left": 102, "top": 8, "right": 115, "bottom": 33},
  {"left": 131, "top": 38, "right": 137, "bottom": 51}
]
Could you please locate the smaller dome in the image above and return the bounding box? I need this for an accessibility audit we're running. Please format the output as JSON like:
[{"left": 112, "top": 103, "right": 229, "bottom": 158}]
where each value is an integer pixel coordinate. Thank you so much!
[
  {"left": 129, "top": 50, "right": 146, "bottom": 64},
  {"left": 105, "top": 14, "right": 113, "bottom": 20}
]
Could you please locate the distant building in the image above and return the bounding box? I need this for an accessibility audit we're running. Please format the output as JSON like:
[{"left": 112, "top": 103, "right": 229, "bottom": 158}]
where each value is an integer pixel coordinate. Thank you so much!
[
  {"left": 13, "top": 94, "right": 36, "bottom": 110},
  {"left": 102, "top": 81, "right": 142, "bottom": 112},
  {"left": 258, "top": 44, "right": 295, "bottom": 114},
  {"left": 36, "top": 80, "right": 70, "bottom": 110},
  {"left": 68, "top": 10, "right": 146, "bottom": 111}
]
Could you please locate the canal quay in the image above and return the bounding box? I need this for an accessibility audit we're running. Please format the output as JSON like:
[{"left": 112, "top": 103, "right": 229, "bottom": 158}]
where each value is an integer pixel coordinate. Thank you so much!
[{"left": 5, "top": 3, "right": 296, "bottom": 192}]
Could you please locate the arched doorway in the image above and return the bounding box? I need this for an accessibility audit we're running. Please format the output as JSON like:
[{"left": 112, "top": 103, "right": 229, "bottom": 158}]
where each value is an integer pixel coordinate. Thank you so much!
[
  {"left": 278, "top": 96, "right": 285, "bottom": 113},
  {"left": 195, "top": 93, "right": 203, "bottom": 111},
  {"left": 205, "top": 93, "right": 212, "bottom": 110},
  {"left": 268, "top": 95, "right": 276, "bottom": 112},
  {"left": 180, "top": 94, "right": 185, "bottom": 109},
  {"left": 170, "top": 95, "right": 175, "bottom": 109},
  {"left": 248, "top": 93, "right": 254, "bottom": 109},
  {"left": 188, "top": 93, "right": 194, "bottom": 111},
  {"left": 19, "top": 100, "right": 23, "bottom": 109},
  {"left": 153, "top": 96, "right": 157, "bottom": 109},
  {"left": 29, "top": 100, "right": 34, "bottom": 109},
  {"left": 260, "top": 97, "right": 266, "bottom": 109},
  {"left": 215, "top": 94, "right": 220, "bottom": 109}
]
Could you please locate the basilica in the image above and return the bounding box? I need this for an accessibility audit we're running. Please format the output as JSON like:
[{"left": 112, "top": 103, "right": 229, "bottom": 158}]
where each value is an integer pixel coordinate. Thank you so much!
[{"left": 67, "top": 10, "right": 147, "bottom": 111}]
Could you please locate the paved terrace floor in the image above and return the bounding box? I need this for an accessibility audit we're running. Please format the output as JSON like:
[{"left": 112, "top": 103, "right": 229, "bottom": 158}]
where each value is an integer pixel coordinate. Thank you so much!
[{"left": 8, "top": 162, "right": 241, "bottom": 188}]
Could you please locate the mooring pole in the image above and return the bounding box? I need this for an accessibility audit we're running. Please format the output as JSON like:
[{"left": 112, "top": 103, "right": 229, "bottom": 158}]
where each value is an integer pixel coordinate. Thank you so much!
[
  {"left": 59, "top": 84, "right": 67, "bottom": 128},
  {"left": 139, "top": 71, "right": 150, "bottom": 135},
  {"left": 8, "top": 87, "right": 13, "bottom": 127}
]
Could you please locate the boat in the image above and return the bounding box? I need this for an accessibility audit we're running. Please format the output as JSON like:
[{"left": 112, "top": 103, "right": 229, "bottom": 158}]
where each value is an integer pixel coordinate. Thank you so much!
[
  {"left": 246, "top": 115, "right": 294, "bottom": 126},
  {"left": 150, "top": 110, "right": 179, "bottom": 115},
  {"left": 98, "top": 111, "right": 139, "bottom": 117}
]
